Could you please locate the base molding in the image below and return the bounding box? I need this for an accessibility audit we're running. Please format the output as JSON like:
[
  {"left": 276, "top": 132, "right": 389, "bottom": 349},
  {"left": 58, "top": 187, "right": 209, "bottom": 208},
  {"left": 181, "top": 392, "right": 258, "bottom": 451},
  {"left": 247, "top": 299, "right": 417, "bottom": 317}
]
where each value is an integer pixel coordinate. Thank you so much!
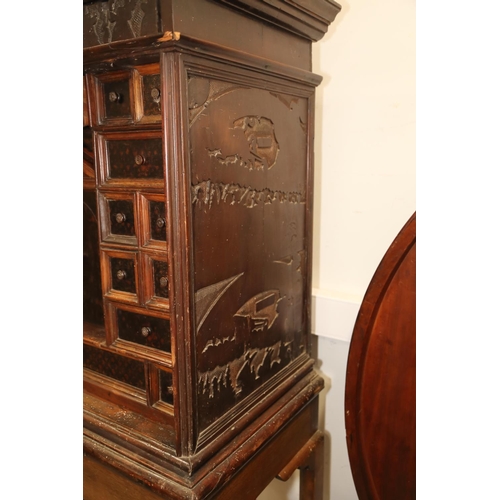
[{"left": 84, "top": 371, "right": 324, "bottom": 499}]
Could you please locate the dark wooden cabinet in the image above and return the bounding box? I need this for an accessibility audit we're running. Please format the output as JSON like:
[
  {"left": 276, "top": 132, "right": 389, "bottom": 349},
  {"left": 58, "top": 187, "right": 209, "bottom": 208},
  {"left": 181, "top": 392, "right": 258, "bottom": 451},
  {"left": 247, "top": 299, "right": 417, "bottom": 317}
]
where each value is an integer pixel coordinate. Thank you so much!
[{"left": 83, "top": 1, "right": 340, "bottom": 498}]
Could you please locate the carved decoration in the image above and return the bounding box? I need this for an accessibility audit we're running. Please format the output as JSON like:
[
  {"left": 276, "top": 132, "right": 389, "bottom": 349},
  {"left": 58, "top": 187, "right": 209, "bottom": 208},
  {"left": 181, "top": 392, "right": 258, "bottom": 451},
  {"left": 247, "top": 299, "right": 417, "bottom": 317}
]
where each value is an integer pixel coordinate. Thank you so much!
[
  {"left": 273, "top": 255, "right": 294, "bottom": 266},
  {"left": 202, "top": 334, "right": 236, "bottom": 354},
  {"left": 188, "top": 78, "right": 246, "bottom": 127},
  {"left": 194, "top": 273, "right": 244, "bottom": 333},
  {"left": 234, "top": 290, "right": 282, "bottom": 334},
  {"left": 83, "top": 0, "right": 158, "bottom": 47},
  {"left": 199, "top": 340, "right": 292, "bottom": 399},
  {"left": 198, "top": 290, "right": 289, "bottom": 399},
  {"left": 127, "top": 0, "right": 148, "bottom": 38},
  {"left": 299, "top": 116, "right": 307, "bottom": 133},
  {"left": 270, "top": 92, "right": 299, "bottom": 110},
  {"left": 233, "top": 116, "right": 280, "bottom": 169},
  {"left": 189, "top": 75, "right": 309, "bottom": 429},
  {"left": 85, "top": 3, "right": 115, "bottom": 45},
  {"left": 192, "top": 180, "right": 305, "bottom": 210},
  {"left": 205, "top": 115, "right": 279, "bottom": 171}
]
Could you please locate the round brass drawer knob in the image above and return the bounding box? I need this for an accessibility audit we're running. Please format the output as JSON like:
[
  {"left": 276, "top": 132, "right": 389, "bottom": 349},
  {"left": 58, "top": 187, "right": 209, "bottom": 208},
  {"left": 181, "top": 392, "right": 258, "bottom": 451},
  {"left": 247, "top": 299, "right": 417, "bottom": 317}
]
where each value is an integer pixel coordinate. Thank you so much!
[
  {"left": 141, "top": 327, "right": 151, "bottom": 337},
  {"left": 156, "top": 217, "right": 166, "bottom": 228},
  {"left": 116, "top": 270, "right": 127, "bottom": 280},
  {"left": 115, "top": 213, "right": 127, "bottom": 223},
  {"left": 135, "top": 154, "right": 145, "bottom": 165},
  {"left": 160, "top": 276, "right": 168, "bottom": 288},
  {"left": 151, "top": 88, "right": 160, "bottom": 101},
  {"left": 109, "top": 91, "right": 121, "bottom": 103}
]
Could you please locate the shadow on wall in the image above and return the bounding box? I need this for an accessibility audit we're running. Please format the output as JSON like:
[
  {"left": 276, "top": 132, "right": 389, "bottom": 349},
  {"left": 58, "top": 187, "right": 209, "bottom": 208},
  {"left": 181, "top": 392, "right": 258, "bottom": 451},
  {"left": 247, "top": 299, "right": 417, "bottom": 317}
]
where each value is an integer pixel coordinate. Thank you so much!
[{"left": 257, "top": 336, "right": 338, "bottom": 500}]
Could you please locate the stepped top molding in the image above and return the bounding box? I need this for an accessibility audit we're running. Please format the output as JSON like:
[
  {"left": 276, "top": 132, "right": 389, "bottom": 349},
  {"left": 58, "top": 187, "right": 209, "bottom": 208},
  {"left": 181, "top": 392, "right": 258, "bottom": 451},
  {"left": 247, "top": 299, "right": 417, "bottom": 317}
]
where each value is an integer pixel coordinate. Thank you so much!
[{"left": 214, "top": 0, "right": 341, "bottom": 41}]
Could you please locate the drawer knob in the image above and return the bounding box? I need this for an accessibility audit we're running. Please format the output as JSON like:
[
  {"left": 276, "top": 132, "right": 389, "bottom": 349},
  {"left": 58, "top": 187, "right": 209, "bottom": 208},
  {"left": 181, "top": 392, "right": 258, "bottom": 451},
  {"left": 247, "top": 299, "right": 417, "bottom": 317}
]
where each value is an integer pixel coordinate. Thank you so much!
[
  {"left": 109, "top": 91, "right": 122, "bottom": 103},
  {"left": 115, "top": 213, "right": 127, "bottom": 223},
  {"left": 156, "top": 217, "right": 166, "bottom": 228},
  {"left": 160, "top": 276, "right": 168, "bottom": 288},
  {"left": 116, "top": 270, "right": 127, "bottom": 280},
  {"left": 135, "top": 154, "right": 145, "bottom": 165},
  {"left": 151, "top": 87, "right": 161, "bottom": 101},
  {"left": 141, "top": 327, "right": 151, "bottom": 337}
]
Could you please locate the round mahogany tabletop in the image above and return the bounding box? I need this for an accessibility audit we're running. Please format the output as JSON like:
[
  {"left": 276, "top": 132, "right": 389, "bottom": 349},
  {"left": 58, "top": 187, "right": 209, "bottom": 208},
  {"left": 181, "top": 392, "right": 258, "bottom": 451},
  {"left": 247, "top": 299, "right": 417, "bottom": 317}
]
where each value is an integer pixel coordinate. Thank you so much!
[{"left": 345, "top": 213, "right": 416, "bottom": 500}]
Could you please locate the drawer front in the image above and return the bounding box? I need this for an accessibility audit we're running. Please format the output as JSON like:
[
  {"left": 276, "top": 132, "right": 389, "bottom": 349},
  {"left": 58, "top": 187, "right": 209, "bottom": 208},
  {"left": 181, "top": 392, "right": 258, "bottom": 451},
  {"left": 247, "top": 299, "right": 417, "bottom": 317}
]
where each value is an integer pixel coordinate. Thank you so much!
[
  {"left": 107, "top": 138, "right": 163, "bottom": 180},
  {"left": 103, "top": 77, "right": 132, "bottom": 120},
  {"left": 110, "top": 255, "right": 137, "bottom": 295},
  {"left": 108, "top": 198, "right": 136, "bottom": 238},
  {"left": 117, "top": 308, "right": 171, "bottom": 352},
  {"left": 142, "top": 73, "right": 162, "bottom": 119},
  {"left": 83, "top": 344, "right": 145, "bottom": 390},
  {"left": 152, "top": 260, "right": 169, "bottom": 299},
  {"left": 149, "top": 200, "right": 167, "bottom": 242}
]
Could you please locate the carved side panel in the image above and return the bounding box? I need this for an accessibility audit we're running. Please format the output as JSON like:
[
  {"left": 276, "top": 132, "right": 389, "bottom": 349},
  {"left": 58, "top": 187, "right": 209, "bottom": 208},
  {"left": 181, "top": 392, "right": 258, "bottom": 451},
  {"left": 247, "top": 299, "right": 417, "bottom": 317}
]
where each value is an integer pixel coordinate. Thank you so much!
[
  {"left": 189, "top": 76, "right": 310, "bottom": 431},
  {"left": 83, "top": 0, "right": 160, "bottom": 48}
]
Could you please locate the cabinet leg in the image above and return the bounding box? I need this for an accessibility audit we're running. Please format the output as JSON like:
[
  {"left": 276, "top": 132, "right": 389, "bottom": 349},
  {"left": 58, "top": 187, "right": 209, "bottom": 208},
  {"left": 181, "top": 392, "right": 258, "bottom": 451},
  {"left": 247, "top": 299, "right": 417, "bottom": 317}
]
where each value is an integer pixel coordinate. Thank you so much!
[{"left": 299, "top": 432, "right": 324, "bottom": 500}]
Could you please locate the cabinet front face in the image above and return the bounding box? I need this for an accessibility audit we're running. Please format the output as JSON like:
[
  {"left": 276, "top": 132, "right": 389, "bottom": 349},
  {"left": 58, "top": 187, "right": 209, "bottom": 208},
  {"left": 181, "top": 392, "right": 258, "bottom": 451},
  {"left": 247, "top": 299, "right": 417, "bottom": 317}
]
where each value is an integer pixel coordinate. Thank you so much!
[
  {"left": 83, "top": 62, "right": 175, "bottom": 443},
  {"left": 186, "top": 68, "right": 313, "bottom": 433}
]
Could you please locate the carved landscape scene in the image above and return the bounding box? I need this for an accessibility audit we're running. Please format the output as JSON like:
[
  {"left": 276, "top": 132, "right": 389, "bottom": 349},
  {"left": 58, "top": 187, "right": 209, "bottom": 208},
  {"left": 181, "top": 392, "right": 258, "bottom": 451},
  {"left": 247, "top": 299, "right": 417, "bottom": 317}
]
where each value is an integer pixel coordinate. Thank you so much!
[{"left": 188, "top": 76, "right": 311, "bottom": 430}]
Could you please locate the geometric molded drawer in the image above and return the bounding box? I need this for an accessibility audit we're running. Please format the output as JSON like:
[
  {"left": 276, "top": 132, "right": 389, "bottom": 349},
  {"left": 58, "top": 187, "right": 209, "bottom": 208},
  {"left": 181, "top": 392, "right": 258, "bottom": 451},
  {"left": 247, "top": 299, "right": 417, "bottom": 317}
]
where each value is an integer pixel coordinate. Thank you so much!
[
  {"left": 137, "top": 64, "right": 162, "bottom": 125},
  {"left": 107, "top": 138, "right": 163, "bottom": 180},
  {"left": 96, "top": 131, "right": 164, "bottom": 188},
  {"left": 110, "top": 255, "right": 137, "bottom": 294},
  {"left": 148, "top": 200, "right": 167, "bottom": 243},
  {"left": 101, "top": 249, "right": 139, "bottom": 303},
  {"left": 138, "top": 193, "right": 168, "bottom": 251},
  {"left": 115, "top": 306, "right": 171, "bottom": 353},
  {"left": 93, "top": 70, "right": 134, "bottom": 126},
  {"left": 142, "top": 254, "right": 170, "bottom": 311},
  {"left": 89, "top": 65, "right": 162, "bottom": 127},
  {"left": 152, "top": 259, "right": 169, "bottom": 300},
  {"left": 98, "top": 191, "right": 137, "bottom": 247},
  {"left": 83, "top": 344, "right": 146, "bottom": 390}
]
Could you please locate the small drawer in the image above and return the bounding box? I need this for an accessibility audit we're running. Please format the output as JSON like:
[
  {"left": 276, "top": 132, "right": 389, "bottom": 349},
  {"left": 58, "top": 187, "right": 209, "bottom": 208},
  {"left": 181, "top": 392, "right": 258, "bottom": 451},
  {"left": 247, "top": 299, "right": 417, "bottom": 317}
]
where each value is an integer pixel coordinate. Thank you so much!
[
  {"left": 91, "top": 70, "right": 135, "bottom": 126},
  {"left": 138, "top": 193, "right": 167, "bottom": 249},
  {"left": 101, "top": 249, "right": 139, "bottom": 303},
  {"left": 83, "top": 344, "right": 146, "bottom": 390},
  {"left": 96, "top": 132, "right": 164, "bottom": 187},
  {"left": 98, "top": 191, "right": 137, "bottom": 246},
  {"left": 136, "top": 64, "right": 162, "bottom": 124},
  {"left": 149, "top": 201, "right": 167, "bottom": 242},
  {"left": 108, "top": 199, "right": 136, "bottom": 237},
  {"left": 159, "top": 369, "right": 174, "bottom": 406},
  {"left": 116, "top": 307, "right": 171, "bottom": 352},
  {"left": 111, "top": 256, "right": 136, "bottom": 294},
  {"left": 108, "top": 138, "right": 163, "bottom": 180},
  {"left": 142, "top": 254, "right": 170, "bottom": 310},
  {"left": 152, "top": 260, "right": 169, "bottom": 299},
  {"left": 142, "top": 74, "right": 161, "bottom": 117}
]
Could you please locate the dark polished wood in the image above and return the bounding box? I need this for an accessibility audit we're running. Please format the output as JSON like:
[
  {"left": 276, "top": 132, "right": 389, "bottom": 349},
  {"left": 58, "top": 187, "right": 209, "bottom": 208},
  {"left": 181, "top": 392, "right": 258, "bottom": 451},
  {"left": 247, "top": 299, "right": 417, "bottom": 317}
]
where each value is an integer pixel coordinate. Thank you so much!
[
  {"left": 83, "top": 1, "right": 340, "bottom": 497},
  {"left": 84, "top": 372, "right": 324, "bottom": 499},
  {"left": 345, "top": 213, "right": 416, "bottom": 500}
]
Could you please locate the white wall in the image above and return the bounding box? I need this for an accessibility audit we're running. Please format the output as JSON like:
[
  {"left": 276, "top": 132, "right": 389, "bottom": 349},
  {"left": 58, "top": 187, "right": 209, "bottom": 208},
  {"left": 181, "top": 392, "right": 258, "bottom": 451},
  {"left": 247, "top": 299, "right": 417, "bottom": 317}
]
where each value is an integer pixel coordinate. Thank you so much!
[{"left": 259, "top": 0, "right": 415, "bottom": 498}]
